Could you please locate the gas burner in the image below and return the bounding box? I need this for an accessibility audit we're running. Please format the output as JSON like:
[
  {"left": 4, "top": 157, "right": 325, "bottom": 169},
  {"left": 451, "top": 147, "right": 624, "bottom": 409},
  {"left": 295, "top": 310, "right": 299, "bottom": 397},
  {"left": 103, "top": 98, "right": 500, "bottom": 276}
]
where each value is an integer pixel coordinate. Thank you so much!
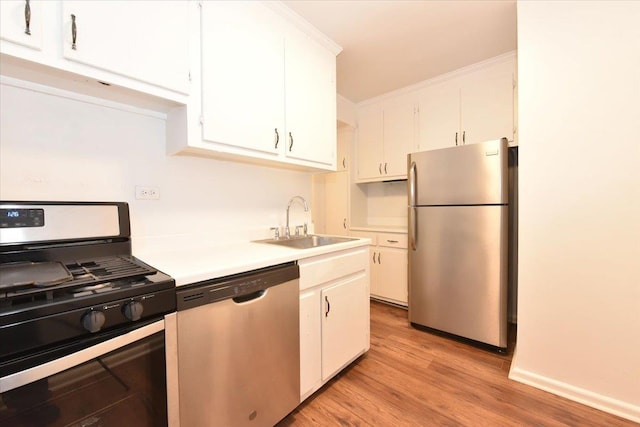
[{"left": 1, "top": 256, "right": 158, "bottom": 302}]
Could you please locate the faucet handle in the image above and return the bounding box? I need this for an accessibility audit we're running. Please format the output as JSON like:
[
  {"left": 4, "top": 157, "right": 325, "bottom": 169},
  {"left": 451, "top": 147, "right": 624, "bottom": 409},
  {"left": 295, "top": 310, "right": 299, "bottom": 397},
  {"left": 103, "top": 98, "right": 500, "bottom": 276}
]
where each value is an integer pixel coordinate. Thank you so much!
[{"left": 270, "top": 227, "right": 280, "bottom": 239}]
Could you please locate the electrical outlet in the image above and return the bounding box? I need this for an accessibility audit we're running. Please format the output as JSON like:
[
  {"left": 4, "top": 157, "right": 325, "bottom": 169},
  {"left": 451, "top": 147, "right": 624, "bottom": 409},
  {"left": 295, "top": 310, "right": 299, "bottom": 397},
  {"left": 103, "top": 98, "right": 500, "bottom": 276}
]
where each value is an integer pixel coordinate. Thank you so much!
[{"left": 135, "top": 186, "right": 160, "bottom": 200}]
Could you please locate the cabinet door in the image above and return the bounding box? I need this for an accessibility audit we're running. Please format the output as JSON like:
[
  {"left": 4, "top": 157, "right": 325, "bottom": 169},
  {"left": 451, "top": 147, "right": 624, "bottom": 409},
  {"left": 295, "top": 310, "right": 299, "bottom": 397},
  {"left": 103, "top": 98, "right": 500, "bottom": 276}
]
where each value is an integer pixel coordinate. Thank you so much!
[
  {"left": 299, "top": 288, "right": 321, "bottom": 399},
  {"left": 460, "top": 60, "right": 515, "bottom": 145},
  {"left": 370, "top": 249, "right": 381, "bottom": 298},
  {"left": 285, "top": 26, "right": 336, "bottom": 167},
  {"left": 356, "top": 102, "right": 384, "bottom": 180},
  {"left": 61, "top": 1, "right": 190, "bottom": 94},
  {"left": 0, "top": 0, "right": 43, "bottom": 50},
  {"left": 383, "top": 93, "right": 416, "bottom": 178},
  {"left": 200, "top": 1, "right": 284, "bottom": 155},
  {"left": 324, "top": 171, "right": 349, "bottom": 236},
  {"left": 376, "top": 247, "right": 408, "bottom": 305},
  {"left": 321, "top": 273, "right": 367, "bottom": 381},
  {"left": 418, "top": 79, "right": 460, "bottom": 151},
  {"left": 336, "top": 126, "right": 353, "bottom": 171}
]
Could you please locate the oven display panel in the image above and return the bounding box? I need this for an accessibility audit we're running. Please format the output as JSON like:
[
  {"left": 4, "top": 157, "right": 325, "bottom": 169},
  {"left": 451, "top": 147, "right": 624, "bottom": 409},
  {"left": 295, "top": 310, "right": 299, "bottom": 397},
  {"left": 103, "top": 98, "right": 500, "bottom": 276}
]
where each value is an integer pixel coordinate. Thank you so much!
[{"left": 0, "top": 209, "right": 45, "bottom": 228}]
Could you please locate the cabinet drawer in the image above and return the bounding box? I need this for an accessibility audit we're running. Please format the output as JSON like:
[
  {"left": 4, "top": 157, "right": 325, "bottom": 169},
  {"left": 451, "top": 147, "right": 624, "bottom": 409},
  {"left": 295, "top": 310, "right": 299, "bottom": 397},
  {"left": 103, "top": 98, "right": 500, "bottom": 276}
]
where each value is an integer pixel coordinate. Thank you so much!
[
  {"left": 377, "top": 233, "right": 408, "bottom": 249},
  {"left": 349, "top": 230, "right": 377, "bottom": 245},
  {"left": 299, "top": 247, "right": 368, "bottom": 291}
]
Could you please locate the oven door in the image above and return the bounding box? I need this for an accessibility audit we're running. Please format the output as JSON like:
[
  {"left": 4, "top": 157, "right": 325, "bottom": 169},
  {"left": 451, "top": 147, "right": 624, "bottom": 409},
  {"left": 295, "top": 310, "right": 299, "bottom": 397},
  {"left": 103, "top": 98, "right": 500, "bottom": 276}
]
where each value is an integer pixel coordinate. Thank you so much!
[{"left": 0, "top": 320, "right": 167, "bottom": 427}]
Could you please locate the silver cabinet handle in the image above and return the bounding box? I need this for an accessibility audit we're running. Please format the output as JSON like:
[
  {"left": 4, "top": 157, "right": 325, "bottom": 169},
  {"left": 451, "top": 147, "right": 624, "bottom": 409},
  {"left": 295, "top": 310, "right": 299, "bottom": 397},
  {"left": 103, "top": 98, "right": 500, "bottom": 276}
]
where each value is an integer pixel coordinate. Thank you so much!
[
  {"left": 342, "top": 157, "right": 346, "bottom": 169},
  {"left": 71, "top": 14, "right": 77, "bottom": 50},
  {"left": 378, "top": 163, "right": 382, "bottom": 174},
  {"left": 274, "top": 128, "right": 279, "bottom": 149},
  {"left": 372, "top": 251, "right": 376, "bottom": 264},
  {"left": 377, "top": 252, "right": 381, "bottom": 264},
  {"left": 325, "top": 296, "right": 330, "bottom": 317},
  {"left": 24, "top": 0, "right": 31, "bottom": 35},
  {"left": 289, "top": 132, "right": 293, "bottom": 151},
  {"left": 386, "top": 239, "right": 398, "bottom": 243},
  {"left": 463, "top": 130, "right": 466, "bottom": 144},
  {"left": 384, "top": 162, "right": 388, "bottom": 174},
  {"left": 343, "top": 218, "right": 347, "bottom": 229},
  {"left": 455, "top": 131, "right": 458, "bottom": 146}
]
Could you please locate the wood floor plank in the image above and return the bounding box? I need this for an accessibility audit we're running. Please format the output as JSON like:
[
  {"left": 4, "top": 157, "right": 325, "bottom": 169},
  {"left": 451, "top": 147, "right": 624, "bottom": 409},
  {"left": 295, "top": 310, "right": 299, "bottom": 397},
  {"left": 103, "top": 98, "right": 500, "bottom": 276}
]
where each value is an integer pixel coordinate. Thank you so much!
[{"left": 278, "top": 301, "right": 636, "bottom": 426}]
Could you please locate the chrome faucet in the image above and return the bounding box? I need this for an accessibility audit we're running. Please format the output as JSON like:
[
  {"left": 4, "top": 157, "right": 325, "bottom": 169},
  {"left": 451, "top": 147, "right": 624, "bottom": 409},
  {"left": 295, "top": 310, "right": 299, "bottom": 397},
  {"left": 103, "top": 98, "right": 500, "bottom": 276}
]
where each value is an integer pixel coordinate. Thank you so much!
[{"left": 285, "top": 196, "right": 309, "bottom": 238}]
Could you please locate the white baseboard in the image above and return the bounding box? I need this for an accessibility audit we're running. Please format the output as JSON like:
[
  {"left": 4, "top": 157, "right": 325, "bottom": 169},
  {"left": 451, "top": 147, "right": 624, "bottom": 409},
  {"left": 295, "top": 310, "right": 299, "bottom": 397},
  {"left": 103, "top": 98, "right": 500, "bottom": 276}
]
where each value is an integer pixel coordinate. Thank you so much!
[{"left": 509, "top": 356, "right": 640, "bottom": 423}]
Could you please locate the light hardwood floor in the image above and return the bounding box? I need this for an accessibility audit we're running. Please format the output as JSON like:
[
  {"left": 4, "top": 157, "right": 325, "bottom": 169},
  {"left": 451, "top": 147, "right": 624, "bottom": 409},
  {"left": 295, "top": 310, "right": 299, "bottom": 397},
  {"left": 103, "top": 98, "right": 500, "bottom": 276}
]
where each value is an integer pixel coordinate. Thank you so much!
[{"left": 279, "top": 300, "right": 636, "bottom": 426}]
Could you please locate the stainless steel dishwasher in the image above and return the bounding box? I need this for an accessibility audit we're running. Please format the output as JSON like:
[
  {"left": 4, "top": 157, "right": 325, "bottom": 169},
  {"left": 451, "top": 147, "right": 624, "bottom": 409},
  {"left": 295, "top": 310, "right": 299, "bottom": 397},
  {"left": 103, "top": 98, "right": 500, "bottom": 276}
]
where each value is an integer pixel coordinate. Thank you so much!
[{"left": 175, "top": 262, "right": 300, "bottom": 427}]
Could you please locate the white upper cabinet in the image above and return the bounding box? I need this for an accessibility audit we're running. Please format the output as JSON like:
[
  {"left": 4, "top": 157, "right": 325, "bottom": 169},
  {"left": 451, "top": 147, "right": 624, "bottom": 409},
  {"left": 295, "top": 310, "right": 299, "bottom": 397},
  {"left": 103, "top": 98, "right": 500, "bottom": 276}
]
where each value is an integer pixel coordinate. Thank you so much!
[
  {"left": 383, "top": 93, "right": 417, "bottom": 177},
  {"left": 459, "top": 60, "right": 515, "bottom": 145},
  {"left": 356, "top": 102, "right": 384, "bottom": 181},
  {"left": 183, "top": 1, "right": 340, "bottom": 171},
  {"left": 201, "top": 1, "right": 284, "bottom": 156},
  {"left": 284, "top": 24, "right": 337, "bottom": 166},
  {"left": 61, "top": 1, "right": 190, "bottom": 95},
  {"left": 418, "top": 55, "right": 516, "bottom": 151},
  {"left": 356, "top": 92, "right": 417, "bottom": 182},
  {"left": 0, "top": 1, "right": 191, "bottom": 105},
  {"left": 0, "top": 0, "right": 43, "bottom": 51},
  {"left": 418, "top": 78, "right": 460, "bottom": 150},
  {"left": 336, "top": 126, "right": 352, "bottom": 171}
]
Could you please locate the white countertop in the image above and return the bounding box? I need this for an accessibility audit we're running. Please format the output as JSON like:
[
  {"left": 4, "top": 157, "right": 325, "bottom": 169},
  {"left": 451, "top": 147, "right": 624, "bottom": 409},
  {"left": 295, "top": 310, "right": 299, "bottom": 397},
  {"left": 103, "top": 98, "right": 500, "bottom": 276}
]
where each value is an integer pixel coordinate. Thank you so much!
[{"left": 135, "top": 236, "right": 369, "bottom": 287}]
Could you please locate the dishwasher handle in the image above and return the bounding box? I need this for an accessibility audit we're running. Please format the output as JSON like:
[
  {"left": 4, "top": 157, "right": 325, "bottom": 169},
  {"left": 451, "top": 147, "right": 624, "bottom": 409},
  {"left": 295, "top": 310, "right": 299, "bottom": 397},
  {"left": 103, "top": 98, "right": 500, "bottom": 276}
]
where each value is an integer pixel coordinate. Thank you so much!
[{"left": 233, "top": 290, "right": 266, "bottom": 304}]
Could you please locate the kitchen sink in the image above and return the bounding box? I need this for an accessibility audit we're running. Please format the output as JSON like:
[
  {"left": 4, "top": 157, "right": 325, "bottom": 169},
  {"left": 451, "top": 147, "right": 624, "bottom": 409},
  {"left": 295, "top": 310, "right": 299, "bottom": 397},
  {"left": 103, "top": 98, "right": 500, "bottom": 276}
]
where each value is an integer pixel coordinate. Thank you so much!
[{"left": 255, "top": 235, "right": 357, "bottom": 249}]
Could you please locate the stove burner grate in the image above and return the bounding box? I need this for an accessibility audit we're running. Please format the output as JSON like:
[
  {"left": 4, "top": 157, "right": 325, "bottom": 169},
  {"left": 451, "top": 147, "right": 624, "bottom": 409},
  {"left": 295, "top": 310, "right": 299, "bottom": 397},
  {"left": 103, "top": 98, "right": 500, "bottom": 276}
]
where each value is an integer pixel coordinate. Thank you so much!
[{"left": 0, "top": 256, "right": 156, "bottom": 300}]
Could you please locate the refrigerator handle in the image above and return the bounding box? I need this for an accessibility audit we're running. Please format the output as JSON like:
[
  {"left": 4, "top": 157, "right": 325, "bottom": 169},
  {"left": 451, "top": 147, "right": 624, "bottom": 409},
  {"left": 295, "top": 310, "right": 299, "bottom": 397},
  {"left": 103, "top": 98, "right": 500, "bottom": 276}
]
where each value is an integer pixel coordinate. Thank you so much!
[
  {"left": 409, "top": 161, "right": 417, "bottom": 251},
  {"left": 409, "top": 207, "right": 417, "bottom": 251},
  {"left": 409, "top": 161, "right": 417, "bottom": 207}
]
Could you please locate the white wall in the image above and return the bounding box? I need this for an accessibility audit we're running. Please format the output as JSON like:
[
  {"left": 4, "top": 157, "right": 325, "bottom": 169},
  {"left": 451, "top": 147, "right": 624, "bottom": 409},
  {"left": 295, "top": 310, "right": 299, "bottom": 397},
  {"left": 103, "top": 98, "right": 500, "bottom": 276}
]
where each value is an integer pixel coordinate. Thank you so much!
[
  {"left": 0, "top": 79, "right": 313, "bottom": 252},
  {"left": 512, "top": 1, "right": 640, "bottom": 422},
  {"left": 364, "top": 181, "right": 407, "bottom": 227}
]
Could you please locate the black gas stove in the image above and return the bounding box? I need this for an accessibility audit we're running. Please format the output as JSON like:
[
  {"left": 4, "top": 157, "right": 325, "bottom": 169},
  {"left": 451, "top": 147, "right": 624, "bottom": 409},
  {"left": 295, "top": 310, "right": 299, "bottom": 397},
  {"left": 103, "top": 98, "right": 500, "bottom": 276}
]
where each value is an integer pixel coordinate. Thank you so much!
[{"left": 0, "top": 201, "right": 176, "bottom": 378}]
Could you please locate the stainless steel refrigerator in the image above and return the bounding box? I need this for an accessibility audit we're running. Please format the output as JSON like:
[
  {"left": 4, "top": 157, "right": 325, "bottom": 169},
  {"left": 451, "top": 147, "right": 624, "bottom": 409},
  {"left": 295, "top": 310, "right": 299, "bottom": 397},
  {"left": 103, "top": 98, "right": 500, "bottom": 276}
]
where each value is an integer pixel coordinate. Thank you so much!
[{"left": 408, "top": 139, "right": 508, "bottom": 349}]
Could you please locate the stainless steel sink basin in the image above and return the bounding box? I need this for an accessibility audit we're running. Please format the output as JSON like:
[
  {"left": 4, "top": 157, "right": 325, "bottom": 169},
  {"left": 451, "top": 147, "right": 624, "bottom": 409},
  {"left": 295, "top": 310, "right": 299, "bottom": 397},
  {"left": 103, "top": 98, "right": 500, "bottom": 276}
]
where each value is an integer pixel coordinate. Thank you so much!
[{"left": 255, "top": 235, "right": 357, "bottom": 249}]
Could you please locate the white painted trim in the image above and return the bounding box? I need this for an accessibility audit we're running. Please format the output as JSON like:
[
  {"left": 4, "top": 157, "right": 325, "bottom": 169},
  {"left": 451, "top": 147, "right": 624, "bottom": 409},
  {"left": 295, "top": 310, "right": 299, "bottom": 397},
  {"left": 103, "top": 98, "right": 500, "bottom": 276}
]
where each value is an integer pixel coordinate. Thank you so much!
[
  {"left": 509, "top": 359, "right": 640, "bottom": 423},
  {"left": 357, "top": 50, "right": 517, "bottom": 108},
  {"left": 265, "top": 1, "right": 343, "bottom": 55},
  {"left": 0, "top": 75, "right": 167, "bottom": 120}
]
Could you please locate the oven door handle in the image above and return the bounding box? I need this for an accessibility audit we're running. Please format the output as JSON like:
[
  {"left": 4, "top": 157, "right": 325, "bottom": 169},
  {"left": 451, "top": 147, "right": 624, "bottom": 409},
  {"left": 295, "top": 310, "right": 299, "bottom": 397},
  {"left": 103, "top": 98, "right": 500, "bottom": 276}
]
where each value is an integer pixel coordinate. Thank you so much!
[{"left": 0, "top": 320, "right": 164, "bottom": 393}]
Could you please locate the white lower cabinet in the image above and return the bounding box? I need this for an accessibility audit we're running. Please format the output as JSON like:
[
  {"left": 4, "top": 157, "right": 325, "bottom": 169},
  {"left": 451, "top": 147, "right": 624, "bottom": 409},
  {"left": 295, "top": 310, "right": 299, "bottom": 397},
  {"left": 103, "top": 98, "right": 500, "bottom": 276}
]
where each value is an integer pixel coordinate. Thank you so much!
[
  {"left": 351, "top": 230, "right": 408, "bottom": 306},
  {"left": 298, "top": 246, "right": 369, "bottom": 401}
]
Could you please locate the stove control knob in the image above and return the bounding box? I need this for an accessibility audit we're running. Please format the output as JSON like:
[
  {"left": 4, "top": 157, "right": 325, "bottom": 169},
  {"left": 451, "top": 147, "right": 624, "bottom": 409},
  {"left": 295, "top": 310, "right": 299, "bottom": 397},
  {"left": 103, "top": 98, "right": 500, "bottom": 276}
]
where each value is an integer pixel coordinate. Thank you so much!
[
  {"left": 123, "top": 301, "right": 144, "bottom": 321},
  {"left": 82, "top": 310, "right": 106, "bottom": 333}
]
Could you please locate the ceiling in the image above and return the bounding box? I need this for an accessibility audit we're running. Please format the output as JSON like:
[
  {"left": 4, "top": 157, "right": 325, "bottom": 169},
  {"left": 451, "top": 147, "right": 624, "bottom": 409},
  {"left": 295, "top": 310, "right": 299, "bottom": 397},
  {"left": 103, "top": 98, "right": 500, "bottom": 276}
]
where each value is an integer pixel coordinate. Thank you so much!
[{"left": 283, "top": 0, "right": 517, "bottom": 103}]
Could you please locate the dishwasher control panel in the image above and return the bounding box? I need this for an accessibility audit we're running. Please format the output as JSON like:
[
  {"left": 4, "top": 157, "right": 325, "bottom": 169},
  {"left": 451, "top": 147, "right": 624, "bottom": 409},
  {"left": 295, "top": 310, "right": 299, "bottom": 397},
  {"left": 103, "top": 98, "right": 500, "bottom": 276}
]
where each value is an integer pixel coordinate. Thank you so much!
[{"left": 176, "top": 262, "right": 299, "bottom": 310}]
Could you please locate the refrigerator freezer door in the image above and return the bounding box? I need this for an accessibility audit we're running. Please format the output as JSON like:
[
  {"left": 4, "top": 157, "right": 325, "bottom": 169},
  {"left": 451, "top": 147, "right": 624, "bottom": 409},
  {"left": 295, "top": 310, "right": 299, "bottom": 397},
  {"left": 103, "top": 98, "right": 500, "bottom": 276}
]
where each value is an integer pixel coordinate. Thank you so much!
[
  {"left": 408, "top": 139, "right": 508, "bottom": 206},
  {"left": 408, "top": 205, "right": 508, "bottom": 348}
]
